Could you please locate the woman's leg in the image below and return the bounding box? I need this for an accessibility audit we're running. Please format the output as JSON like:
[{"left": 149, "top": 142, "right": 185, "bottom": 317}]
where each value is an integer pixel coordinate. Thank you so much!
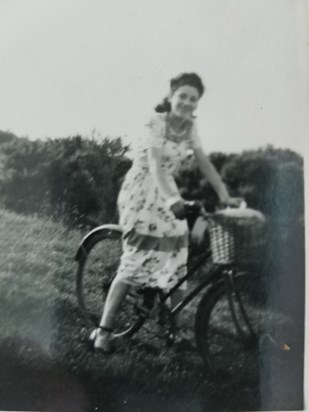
[
  {"left": 94, "top": 277, "right": 131, "bottom": 350},
  {"left": 170, "top": 289, "right": 185, "bottom": 329},
  {"left": 170, "top": 288, "right": 193, "bottom": 348}
]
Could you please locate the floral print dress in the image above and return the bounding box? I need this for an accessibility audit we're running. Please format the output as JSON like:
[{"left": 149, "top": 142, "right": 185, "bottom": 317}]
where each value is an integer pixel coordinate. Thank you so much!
[{"left": 114, "top": 112, "right": 202, "bottom": 290}]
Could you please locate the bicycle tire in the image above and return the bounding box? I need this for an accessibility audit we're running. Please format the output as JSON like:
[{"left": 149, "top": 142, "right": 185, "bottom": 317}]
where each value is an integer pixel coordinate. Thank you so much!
[
  {"left": 195, "top": 270, "right": 292, "bottom": 380},
  {"left": 76, "top": 225, "right": 145, "bottom": 338}
]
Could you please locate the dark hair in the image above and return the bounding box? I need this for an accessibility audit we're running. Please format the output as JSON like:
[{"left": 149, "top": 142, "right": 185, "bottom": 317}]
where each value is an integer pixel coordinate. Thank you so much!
[{"left": 155, "top": 72, "right": 205, "bottom": 113}]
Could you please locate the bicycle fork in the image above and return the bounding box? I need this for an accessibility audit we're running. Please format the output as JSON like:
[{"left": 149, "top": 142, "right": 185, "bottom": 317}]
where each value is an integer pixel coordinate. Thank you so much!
[
  {"left": 225, "top": 270, "right": 257, "bottom": 347},
  {"left": 226, "top": 271, "right": 288, "bottom": 353}
]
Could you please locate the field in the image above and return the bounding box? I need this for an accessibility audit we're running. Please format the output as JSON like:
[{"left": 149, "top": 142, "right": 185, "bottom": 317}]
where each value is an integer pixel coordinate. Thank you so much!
[{"left": 0, "top": 209, "right": 303, "bottom": 412}]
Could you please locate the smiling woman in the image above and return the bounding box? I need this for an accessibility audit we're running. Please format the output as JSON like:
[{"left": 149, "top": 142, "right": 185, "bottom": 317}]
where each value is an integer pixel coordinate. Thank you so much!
[
  {"left": 90, "top": 72, "right": 243, "bottom": 353},
  {"left": 155, "top": 73, "right": 204, "bottom": 118},
  {"left": 169, "top": 85, "right": 199, "bottom": 120}
]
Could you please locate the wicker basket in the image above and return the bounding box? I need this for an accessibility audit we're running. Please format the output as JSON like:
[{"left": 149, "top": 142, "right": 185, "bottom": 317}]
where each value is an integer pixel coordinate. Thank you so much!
[{"left": 208, "top": 208, "right": 266, "bottom": 265}]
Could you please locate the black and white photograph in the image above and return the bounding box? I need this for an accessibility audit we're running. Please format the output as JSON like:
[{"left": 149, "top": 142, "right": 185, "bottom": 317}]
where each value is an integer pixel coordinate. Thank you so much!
[{"left": 0, "top": 1, "right": 307, "bottom": 411}]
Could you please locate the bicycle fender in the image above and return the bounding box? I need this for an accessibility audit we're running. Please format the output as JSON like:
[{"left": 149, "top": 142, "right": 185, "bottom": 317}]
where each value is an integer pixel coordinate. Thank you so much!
[{"left": 74, "top": 224, "right": 123, "bottom": 262}]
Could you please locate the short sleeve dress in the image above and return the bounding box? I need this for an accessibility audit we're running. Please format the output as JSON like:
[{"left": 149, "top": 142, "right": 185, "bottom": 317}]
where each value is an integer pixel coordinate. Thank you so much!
[{"left": 114, "top": 112, "right": 202, "bottom": 290}]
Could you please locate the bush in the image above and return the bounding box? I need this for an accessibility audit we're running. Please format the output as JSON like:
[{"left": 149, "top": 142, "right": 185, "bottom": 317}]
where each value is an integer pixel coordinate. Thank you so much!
[
  {"left": 0, "top": 131, "right": 304, "bottom": 234},
  {"left": 220, "top": 146, "right": 304, "bottom": 221},
  {"left": 0, "top": 135, "right": 131, "bottom": 225},
  {"left": 176, "top": 146, "right": 304, "bottom": 222}
]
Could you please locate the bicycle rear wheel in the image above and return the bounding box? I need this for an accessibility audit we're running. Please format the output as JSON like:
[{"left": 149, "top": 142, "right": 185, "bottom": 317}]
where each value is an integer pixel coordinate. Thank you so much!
[
  {"left": 76, "top": 226, "right": 145, "bottom": 337},
  {"left": 195, "top": 270, "right": 292, "bottom": 380}
]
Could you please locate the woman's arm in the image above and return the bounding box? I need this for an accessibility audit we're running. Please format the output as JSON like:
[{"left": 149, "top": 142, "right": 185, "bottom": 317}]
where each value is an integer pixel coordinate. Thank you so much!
[
  {"left": 190, "top": 121, "right": 242, "bottom": 206},
  {"left": 144, "top": 114, "right": 185, "bottom": 218},
  {"left": 148, "top": 147, "right": 185, "bottom": 217},
  {"left": 148, "top": 147, "right": 177, "bottom": 200},
  {"left": 194, "top": 148, "right": 231, "bottom": 203}
]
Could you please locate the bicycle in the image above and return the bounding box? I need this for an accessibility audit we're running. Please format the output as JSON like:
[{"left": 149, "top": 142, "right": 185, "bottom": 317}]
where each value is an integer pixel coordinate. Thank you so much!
[{"left": 75, "top": 202, "right": 292, "bottom": 379}]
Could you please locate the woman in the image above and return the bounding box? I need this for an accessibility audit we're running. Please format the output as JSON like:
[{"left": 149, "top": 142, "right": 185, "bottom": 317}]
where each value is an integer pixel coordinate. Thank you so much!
[{"left": 91, "top": 72, "right": 242, "bottom": 352}]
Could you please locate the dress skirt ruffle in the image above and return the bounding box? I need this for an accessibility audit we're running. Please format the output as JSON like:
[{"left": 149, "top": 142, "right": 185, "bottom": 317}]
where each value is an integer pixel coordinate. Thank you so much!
[{"left": 114, "top": 165, "right": 188, "bottom": 290}]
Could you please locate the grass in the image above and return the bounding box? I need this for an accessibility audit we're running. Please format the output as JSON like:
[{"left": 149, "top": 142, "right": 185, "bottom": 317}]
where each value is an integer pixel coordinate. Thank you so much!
[{"left": 0, "top": 209, "right": 303, "bottom": 412}]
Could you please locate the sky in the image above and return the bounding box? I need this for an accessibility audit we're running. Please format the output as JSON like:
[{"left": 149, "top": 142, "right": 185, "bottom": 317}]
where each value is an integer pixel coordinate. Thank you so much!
[{"left": 0, "top": 0, "right": 308, "bottom": 154}]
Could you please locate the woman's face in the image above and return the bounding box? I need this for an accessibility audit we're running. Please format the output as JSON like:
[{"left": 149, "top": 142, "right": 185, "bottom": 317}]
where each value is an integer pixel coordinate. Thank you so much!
[{"left": 169, "top": 85, "right": 200, "bottom": 120}]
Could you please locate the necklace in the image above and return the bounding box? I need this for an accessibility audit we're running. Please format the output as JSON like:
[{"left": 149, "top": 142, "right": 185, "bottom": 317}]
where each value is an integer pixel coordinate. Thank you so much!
[
  {"left": 166, "top": 114, "right": 191, "bottom": 136},
  {"left": 168, "top": 124, "right": 187, "bottom": 136}
]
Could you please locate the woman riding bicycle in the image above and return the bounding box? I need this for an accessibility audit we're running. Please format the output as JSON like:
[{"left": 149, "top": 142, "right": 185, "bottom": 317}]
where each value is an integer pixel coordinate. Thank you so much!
[{"left": 92, "top": 72, "right": 242, "bottom": 352}]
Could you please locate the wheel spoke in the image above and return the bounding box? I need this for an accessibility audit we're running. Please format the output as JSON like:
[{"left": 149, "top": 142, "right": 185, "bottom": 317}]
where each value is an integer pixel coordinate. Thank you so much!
[{"left": 195, "top": 273, "right": 292, "bottom": 379}]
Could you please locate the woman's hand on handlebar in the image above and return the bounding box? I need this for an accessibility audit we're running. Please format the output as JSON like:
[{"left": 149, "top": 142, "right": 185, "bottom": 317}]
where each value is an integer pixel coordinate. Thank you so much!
[
  {"left": 168, "top": 196, "right": 246, "bottom": 219},
  {"left": 221, "top": 196, "right": 246, "bottom": 209},
  {"left": 169, "top": 199, "right": 186, "bottom": 220}
]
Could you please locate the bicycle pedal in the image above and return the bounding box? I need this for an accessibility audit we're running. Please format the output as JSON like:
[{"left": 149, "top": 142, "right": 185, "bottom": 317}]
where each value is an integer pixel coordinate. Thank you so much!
[
  {"left": 126, "top": 293, "right": 140, "bottom": 303},
  {"left": 165, "top": 332, "right": 175, "bottom": 347},
  {"left": 135, "top": 305, "right": 151, "bottom": 316}
]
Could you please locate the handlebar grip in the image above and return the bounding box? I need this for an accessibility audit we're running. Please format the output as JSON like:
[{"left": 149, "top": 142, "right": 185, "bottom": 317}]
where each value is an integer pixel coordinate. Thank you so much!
[
  {"left": 219, "top": 199, "right": 247, "bottom": 210},
  {"left": 184, "top": 200, "right": 203, "bottom": 213}
]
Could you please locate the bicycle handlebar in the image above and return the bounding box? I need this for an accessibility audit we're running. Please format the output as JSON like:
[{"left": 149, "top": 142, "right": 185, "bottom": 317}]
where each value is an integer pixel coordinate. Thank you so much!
[{"left": 184, "top": 200, "right": 247, "bottom": 219}]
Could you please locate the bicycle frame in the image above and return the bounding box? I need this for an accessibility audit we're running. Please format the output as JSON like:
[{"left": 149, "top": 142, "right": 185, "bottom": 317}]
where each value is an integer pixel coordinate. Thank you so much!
[
  {"left": 160, "top": 246, "right": 233, "bottom": 317},
  {"left": 162, "top": 248, "right": 260, "bottom": 321}
]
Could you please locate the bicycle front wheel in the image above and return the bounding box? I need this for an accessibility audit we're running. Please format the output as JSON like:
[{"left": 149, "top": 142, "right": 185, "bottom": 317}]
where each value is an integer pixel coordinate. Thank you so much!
[
  {"left": 76, "top": 225, "right": 145, "bottom": 337},
  {"left": 195, "top": 271, "right": 292, "bottom": 380}
]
